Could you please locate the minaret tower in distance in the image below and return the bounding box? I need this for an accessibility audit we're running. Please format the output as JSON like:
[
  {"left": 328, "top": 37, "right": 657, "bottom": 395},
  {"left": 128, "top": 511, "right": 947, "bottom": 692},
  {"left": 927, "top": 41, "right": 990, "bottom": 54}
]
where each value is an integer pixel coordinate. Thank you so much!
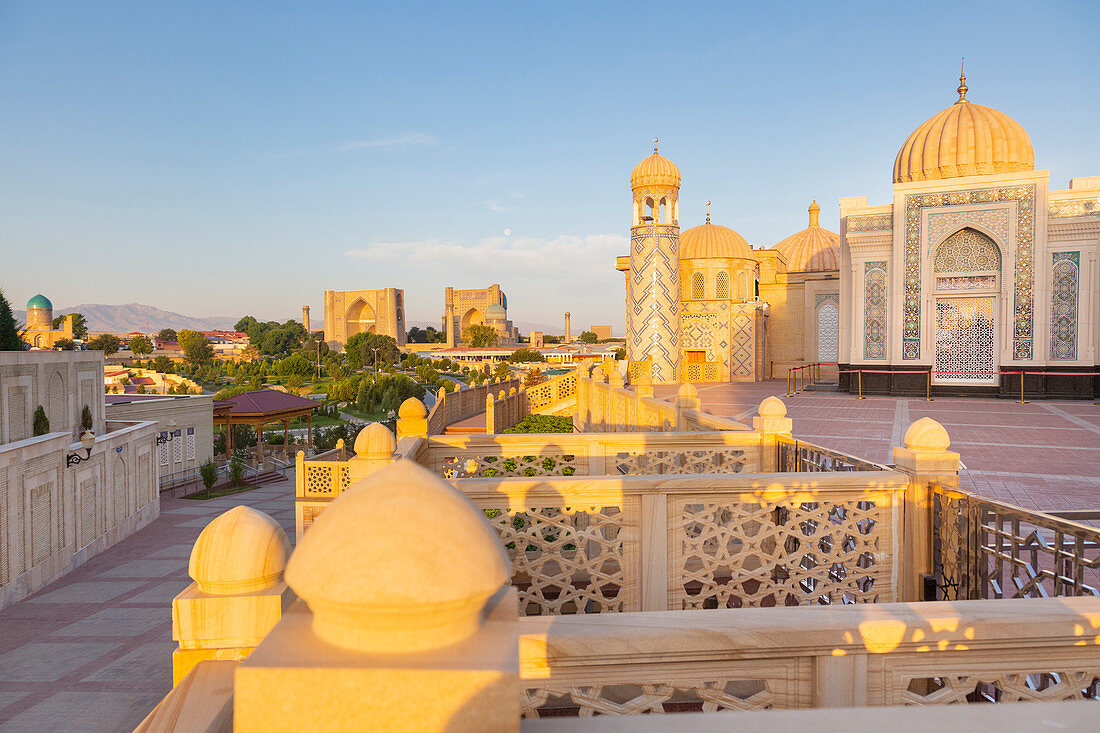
[{"left": 627, "top": 139, "right": 681, "bottom": 382}]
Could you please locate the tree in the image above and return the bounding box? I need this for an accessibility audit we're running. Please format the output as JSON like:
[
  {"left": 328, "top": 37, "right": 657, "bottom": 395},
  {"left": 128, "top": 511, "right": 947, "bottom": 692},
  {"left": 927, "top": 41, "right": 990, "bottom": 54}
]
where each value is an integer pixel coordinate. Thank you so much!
[
  {"left": 614, "top": 347, "right": 626, "bottom": 360},
  {"left": 276, "top": 353, "right": 313, "bottom": 377},
  {"left": 150, "top": 355, "right": 174, "bottom": 373},
  {"left": 54, "top": 338, "right": 75, "bottom": 350},
  {"left": 129, "top": 334, "right": 153, "bottom": 355},
  {"left": 345, "top": 332, "right": 399, "bottom": 370},
  {"left": 81, "top": 405, "right": 93, "bottom": 431},
  {"left": 0, "top": 289, "right": 22, "bottom": 351},
  {"left": 178, "top": 329, "right": 214, "bottom": 365},
  {"left": 33, "top": 406, "right": 49, "bottom": 436},
  {"left": 578, "top": 330, "right": 598, "bottom": 344},
  {"left": 199, "top": 458, "right": 218, "bottom": 490},
  {"left": 286, "top": 374, "right": 306, "bottom": 395},
  {"left": 51, "top": 312, "right": 88, "bottom": 339},
  {"left": 462, "top": 324, "right": 499, "bottom": 348},
  {"left": 507, "top": 348, "right": 545, "bottom": 363},
  {"left": 493, "top": 362, "right": 512, "bottom": 381},
  {"left": 87, "top": 334, "right": 121, "bottom": 355},
  {"left": 523, "top": 368, "right": 546, "bottom": 388},
  {"left": 156, "top": 328, "right": 177, "bottom": 342}
]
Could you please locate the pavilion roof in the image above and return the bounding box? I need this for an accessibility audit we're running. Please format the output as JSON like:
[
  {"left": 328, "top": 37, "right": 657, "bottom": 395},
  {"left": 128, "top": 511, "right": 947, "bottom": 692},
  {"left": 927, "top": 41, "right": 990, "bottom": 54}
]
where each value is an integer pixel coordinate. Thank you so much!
[{"left": 214, "top": 389, "right": 318, "bottom": 417}]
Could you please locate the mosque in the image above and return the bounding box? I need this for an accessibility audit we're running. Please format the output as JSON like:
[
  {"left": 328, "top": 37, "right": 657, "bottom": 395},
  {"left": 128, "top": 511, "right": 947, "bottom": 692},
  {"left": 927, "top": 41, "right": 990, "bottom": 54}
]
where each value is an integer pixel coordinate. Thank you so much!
[
  {"left": 619, "top": 147, "right": 840, "bottom": 384},
  {"left": 21, "top": 294, "right": 76, "bottom": 349},
  {"left": 838, "top": 66, "right": 1099, "bottom": 398}
]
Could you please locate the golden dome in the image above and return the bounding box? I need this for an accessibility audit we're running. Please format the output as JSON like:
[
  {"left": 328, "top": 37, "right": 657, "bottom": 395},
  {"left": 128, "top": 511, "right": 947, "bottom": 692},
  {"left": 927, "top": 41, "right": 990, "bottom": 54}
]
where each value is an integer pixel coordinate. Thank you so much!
[
  {"left": 189, "top": 506, "right": 290, "bottom": 595},
  {"left": 771, "top": 201, "right": 840, "bottom": 272},
  {"left": 630, "top": 141, "right": 681, "bottom": 190},
  {"left": 893, "top": 66, "right": 1034, "bottom": 183},
  {"left": 680, "top": 219, "right": 752, "bottom": 260}
]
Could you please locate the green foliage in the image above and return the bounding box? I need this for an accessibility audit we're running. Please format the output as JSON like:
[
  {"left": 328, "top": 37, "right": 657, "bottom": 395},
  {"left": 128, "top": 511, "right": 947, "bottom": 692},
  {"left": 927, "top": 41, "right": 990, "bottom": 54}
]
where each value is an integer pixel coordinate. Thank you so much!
[
  {"left": 461, "top": 324, "right": 499, "bottom": 347},
  {"left": 276, "top": 353, "right": 314, "bottom": 377},
  {"left": 523, "top": 368, "right": 546, "bottom": 388},
  {"left": 129, "top": 334, "right": 153, "bottom": 355},
  {"left": 52, "top": 312, "right": 89, "bottom": 339},
  {"left": 344, "top": 332, "right": 399, "bottom": 369},
  {"left": 156, "top": 328, "right": 177, "bottom": 342},
  {"left": 178, "top": 329, "right": 215, "bottom": 365},
  {"left": 0, "top": 289, "right": 25, "bottom": 351},
  {"left": 150, "top": 355, "right": 174, "bottom": 373},
  {"left": 227, "top": 454, "right": 246, "bottom": 486},
  {"left": 578, "top": 330, "right": 598, "bottom": 344},
  {"left": 54, "top": 338, "right": 75, "bottom": 350},
  {"left": 199, "top": 458, "right": 218, "bottom": 490},
  {"left": 286, "top": 374, "right": 305, "bottom": 394},
  {"left": 503, "top": 414, "right": 574, "bottom": 434},
  {"left": 493, "top": 362, "right": 512, "bottom": 380},
  {"left": 614, "top": 347, "right": 626, "bottom": 360},
  {"left": 87, "top": 333, "right": 121, "bottom": 355},
  {"left": 32, "top": 405, "right": 49, "bottom": 436},
  {"left": 507, "top": 348, "right": 545, "bottom": 363},
  {"left": 407, "top": 325, "right": 446, "bottom": 343},
  {"left": 81, "top": 405, "right": 93, "bottom": 431},
  {"left": 213, "top": 384, "right": 251, "bottom": 401},
  {"left": 236, "top": 316, "right": 306, "bottom": 357},
  {"left": 542, "top": 335, "right": 562, "bottom": 344},
  {"left": 314, "top": 421, "right": 367, "bottom": 452}
]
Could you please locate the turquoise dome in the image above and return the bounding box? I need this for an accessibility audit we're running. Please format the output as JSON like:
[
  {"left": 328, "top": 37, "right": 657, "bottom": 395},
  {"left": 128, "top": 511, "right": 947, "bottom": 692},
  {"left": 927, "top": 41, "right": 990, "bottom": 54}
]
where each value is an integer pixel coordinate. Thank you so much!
[
  {"left": 485, "top": 304, "right": 506, "bottom": 320},
  {"left": 27, "top": 294, "right": 52, "bottom": 310}
]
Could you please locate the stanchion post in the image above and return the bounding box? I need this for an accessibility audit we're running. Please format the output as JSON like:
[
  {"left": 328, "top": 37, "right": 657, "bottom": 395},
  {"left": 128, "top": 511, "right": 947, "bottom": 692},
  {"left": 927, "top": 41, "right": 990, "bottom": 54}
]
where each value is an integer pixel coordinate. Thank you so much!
[
  {"left": 924, "top": 369, "right": 933, "bottom": 401},
  {"left": 857, "top": 369, "right": 865, "bottom": 400},
  {"left": 786, "top": 369, "right": 791, "bottom": 397},
  {"left": 1017, "top": 371, "right": 1028, "bottom": 404}
]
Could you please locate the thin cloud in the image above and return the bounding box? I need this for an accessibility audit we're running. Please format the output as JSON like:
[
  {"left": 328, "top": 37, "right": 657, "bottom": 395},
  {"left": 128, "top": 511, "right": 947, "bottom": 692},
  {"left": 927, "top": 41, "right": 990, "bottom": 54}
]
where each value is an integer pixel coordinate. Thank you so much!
[
  {"left": 478, "top": 200, "right": 515, "bottom": 213},
  {"left": 273, "top": 133, "right": 438, "bottom": 159}
]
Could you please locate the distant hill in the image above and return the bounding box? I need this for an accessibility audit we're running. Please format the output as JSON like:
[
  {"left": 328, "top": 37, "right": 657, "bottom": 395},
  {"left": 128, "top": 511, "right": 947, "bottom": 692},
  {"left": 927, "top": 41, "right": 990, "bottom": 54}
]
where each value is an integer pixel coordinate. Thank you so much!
[{"left": 13, "top": 303, "right": 238, "bottom": 334}]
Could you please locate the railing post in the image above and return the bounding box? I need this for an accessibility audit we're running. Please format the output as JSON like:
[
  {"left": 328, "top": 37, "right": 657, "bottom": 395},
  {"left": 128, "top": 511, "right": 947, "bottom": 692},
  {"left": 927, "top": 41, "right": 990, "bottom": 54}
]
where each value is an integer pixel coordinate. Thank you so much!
[
  {"left": 335, "top": 438, "right": 345, "bottom": 461},
  {"left": 396, "top": 398, "right": 429, "bottom": 441},
  {"left": 639, "top": 491, "right": 668, "bottom": 612},
  {"left": 485, "top": 393, "right": 496, "bottom": 435},
  {"left": 347, "top": 424, "right": 397, "bottom": 483},
  {"left": 634, "top": 367, "right": 653, "bottom": 398},
  {"left": 893, "top": 418, "right": 960, "bottom": 602},
  {"left": 294, "top": 449, "right": 304, "bottom": 498},
  {"left": 576, "top": 369, "right": 590, "bottom": 430},
  {"left": 752, "top": 396, "right": 793, "bottom": 472},
  {"left": 675, "top": 383, "right": 700, "bottom": 432}
]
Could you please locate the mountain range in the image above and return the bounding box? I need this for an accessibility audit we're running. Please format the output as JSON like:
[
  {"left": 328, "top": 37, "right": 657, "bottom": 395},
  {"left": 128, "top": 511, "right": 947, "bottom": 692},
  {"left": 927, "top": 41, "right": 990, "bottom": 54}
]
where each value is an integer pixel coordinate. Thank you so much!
[{"left": 13, "top": 303, "right": 239, "bottom": 334}]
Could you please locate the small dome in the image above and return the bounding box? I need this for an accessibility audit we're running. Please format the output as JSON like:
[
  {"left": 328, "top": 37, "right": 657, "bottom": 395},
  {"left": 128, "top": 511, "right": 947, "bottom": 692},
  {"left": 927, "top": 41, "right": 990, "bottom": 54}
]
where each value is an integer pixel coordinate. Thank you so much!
[
  {"left": 398, "top": 397, "right": 427, "bottom": 420},
  {"left": 894, "top": 68, "right": 1034, "bottom": 183},
  {"left": 189, "top": 506, "right": 290, "bottom": 594},
  {"left": 904, "top": 417, "right": 951, "bottom": 452},
  {"left": 27, "top": 294, "right": 52, "bottom": 310},
  {"left": 485, "top": 303, "right": 506, "bottom": 320},
  {"left": 680, "top": 221, "right": 752, "bottom": 260},
  {"left": 771, "top": 202, "right": 840, "bottom": 272},
  {"left": 631, "top": 151, "right": 681, "bottom": 190},
  {"left": 353, "top": 422, "right": 396, "bottom": 458},
  {"left": 758, "top": 396, "right": 787, "bottom": 419},
  {"left": 284, "top": 461, "right": 510, "bottom": 652}
]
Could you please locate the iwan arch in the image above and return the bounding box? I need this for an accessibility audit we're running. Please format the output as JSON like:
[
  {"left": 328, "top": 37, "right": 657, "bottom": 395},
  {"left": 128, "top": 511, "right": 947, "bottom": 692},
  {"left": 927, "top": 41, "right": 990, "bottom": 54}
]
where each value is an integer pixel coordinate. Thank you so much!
[{"left": 323, "top": 288, "right": 406, "bottom": 350}]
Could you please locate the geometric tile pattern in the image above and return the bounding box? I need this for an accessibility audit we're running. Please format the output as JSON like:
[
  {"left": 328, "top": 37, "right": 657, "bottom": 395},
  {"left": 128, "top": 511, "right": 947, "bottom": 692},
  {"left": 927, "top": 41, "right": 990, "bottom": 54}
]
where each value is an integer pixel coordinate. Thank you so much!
[
  {"left": 902, "top": 186, "right": 1034, "bottom": 360},
  {"left": 934, "top": 297, "right": 996, "bottom": 384},
  {"left": 932, "top": 228, "right": 1002, "bottom": 273},
  {"left": 628, "top": 223, "right": 680, "bottom": 382},
  {"left": 847, "top": 214, "right": 893, "bottom": 232},
  {"left": 1049, "top": 196, "right": 1100, "bottom": 218},
  {"left": 1050, "top": 251, "right": 1080, "bottom": 361},
  {"left": 729, "top": 312, "right": 754, "bottom": 377},
  {"left": 864, "top": 262, "right": 888, "bottom": 360},
  {"left": 927, "top": 208, "right": 1009, "bottom": 250},
  {"left": 816, "top": 301, "right": 839, "bottom": 362}
]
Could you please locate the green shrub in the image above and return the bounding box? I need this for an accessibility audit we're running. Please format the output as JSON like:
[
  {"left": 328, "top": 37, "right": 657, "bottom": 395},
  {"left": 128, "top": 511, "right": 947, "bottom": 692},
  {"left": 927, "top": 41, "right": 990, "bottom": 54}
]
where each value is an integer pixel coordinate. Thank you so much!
[
  {"left": 504, "top": 415, "right": 574, "bottom": 434},
  {"left": 199, "top": 458, "right": 218, "bottom": 489},
  {"left": 227, "top": 454, "right": 246, "bottom": 486},
  {"left": 32, "top": 406, "right": 49, "bottom": 436}
]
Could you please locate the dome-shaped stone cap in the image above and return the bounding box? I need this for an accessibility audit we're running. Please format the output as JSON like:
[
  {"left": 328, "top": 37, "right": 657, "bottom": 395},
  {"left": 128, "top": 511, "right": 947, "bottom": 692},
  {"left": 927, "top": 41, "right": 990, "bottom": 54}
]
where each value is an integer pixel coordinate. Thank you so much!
[
  {"left": 631, "top": 152, "right": 681, "bottom": 190},
  {"left": 353, "top": 422, "right": 396, "bottom": 457},
  {"left": 283, "top": 460, "right": 510, "bottom": 651},
  {"left": 189, "top": 506, "right": 290, "bottom": 594},
  {"left": 771, "top": 202, "right": 840, "bottom": 272},
  {"left": 680, "top": 221, "right": 752, "bottom": 260},
  {"left": 677, "top": 383, "right": 698, "bottom": 399},
  {"left": 758, "top": 396, "right": 787, "bottom": 418},
  {"left": 26, "top": 294, "right": 52, "bottom": 310},
  {"left": 894, "top": 76, "right": 1033, "bottom": 183},
  {"left": 398, "top": 397, "right": 427, "bottom": 420},
  {"left": 485, "top": 303, "right": 506, "bottom": 320},
  {"left": 904, "top": 417, "right": 951, "bottom": 452}
]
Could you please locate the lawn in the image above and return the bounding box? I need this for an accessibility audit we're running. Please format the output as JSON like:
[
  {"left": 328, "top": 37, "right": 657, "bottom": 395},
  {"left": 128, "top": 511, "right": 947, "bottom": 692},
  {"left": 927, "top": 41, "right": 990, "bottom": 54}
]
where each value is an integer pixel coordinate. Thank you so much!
[{"left": 183, "top": 484, "right": 262, "bottom": 500}]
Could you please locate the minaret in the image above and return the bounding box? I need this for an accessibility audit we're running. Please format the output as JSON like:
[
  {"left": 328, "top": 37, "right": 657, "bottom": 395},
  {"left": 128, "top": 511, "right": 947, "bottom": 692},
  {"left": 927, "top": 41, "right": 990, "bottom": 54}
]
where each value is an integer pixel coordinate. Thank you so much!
[
  {"left": 626, "top": 139, "right": 681, "bottom": 383},
  {"left": 302, "top": 305, "right": 311, "bottom": 335},
  {"left": 564, "top": 312, "right": 571, "bottom": 343}
]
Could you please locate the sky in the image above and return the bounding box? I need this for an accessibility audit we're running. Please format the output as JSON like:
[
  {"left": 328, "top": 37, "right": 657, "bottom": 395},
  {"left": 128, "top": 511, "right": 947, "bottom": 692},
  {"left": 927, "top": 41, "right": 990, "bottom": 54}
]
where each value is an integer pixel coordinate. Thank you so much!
[{"left": 2, "top": 1, "right": 1098, "bottom": 334}]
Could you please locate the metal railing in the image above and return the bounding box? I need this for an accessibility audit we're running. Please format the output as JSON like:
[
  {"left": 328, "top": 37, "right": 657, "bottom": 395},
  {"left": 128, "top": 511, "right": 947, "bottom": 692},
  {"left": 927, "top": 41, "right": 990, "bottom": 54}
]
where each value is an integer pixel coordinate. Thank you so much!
[{"left": 775, "top": 435, "right": 890, "bottom": 473}]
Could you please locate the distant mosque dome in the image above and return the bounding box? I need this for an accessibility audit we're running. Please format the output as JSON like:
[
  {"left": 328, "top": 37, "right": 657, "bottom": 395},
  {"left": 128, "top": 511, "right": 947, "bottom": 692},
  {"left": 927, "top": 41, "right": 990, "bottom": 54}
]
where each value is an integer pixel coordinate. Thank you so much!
[
  {"left": 630, "top": 145, "right": 682, "bottom": 190},
  {"left": 771, "top": 202, "right": 840, "bottom": 273},
  {"left": 894, "top": 65, "right": 1034, "bottom": 183},
  {"left": 485, "top": 304, "right": 506, "bottom": 320},
  {"left": 27, "top": 294, "right": 52, "bottom": 310},
  {"left": 680, "top": 220, "right": 752, "bottom": 260}
]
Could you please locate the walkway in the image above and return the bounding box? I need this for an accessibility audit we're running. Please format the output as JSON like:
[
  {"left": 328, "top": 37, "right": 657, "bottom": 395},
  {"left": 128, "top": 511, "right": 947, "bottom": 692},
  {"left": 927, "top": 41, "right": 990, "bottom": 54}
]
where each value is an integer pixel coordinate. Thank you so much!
[
  {"left": 653, "top": 380, "right": 1100, "bottom": 512},
  {"left": 0, "top": 480, "right": 295, "bottom": 732}
]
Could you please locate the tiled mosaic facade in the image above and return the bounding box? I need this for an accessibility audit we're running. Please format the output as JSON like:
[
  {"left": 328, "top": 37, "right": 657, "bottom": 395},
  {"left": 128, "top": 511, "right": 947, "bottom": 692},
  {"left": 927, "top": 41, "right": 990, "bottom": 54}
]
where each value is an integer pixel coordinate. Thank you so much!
[
  {"left": 1050, "top": 251, "right": 1080, "bottom": 361},
  {"left": 1049, "top": 197, "right": 1100, "bottom": 218},
  {"left": 627, "top": 223, "right": 680, "bottom": 382},
  {"left": 847, "top": 214, "right": 893, "bottom": 232},
  {"left": 864, "top": 262, "right": 887, "bottom": 360},
  {"left": 926, "top": 208, "right": 1010, "bottom": 250},
  {"left": 729, "top": 306, "right": 755, "bottom": 377},
  {"left": 937, "top": 275, "right": 998, "bottom": 291},
  {"left": 902, "top": 186, "right": 1035, "bottom": 360},
  {"left": 933, "top": 228, "right": 1002, "bottom": 273}
]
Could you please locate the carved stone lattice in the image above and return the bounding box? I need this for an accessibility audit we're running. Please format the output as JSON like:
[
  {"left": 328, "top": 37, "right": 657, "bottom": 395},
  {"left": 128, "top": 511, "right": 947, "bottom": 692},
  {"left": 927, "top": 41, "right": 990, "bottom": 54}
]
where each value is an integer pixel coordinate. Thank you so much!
[
  {"left": 934, "top": 297, "right": 996, "bottom": 384},
  {"left": 900, "top": 672, "right": 1100, "bottom": 704},
  {"left": 670, "top": 497, "right": 892, "bottom": 608},
  {"left": 933, "top": 228, "right": 1002, "bottom": 273},
  {"left": 302, "top": 463, "right": 350, "bottom": 497},
  {"left": 816, "top": 302, "right": 839, "bottom": 362},
  {"left": 440, "top": 453, "right": 579, "bottom": 479},
  {"left": 613, "top": 449, "right": 745, "bottom": 476},
  {"left": 522, "top": 678, "right": 774, "bottom": 717},
  {"left": 487, "top": 504, "right": 630, "bottom": 615}
]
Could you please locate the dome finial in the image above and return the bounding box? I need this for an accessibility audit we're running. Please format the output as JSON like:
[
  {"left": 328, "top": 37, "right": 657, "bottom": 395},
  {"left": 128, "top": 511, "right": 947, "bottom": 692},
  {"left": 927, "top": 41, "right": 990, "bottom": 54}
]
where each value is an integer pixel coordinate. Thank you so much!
[
  {"left": 957, "top": 58, "right": 968, "bottom": 102},
  {"left": 705, "top": 200, "right": 711, "bottom": 224},
  {"left": 652, "top": 136, "right": 659, "bottom": 154},
  {"left": 808, "top": 200, "right": 820, "bottom": 227}
]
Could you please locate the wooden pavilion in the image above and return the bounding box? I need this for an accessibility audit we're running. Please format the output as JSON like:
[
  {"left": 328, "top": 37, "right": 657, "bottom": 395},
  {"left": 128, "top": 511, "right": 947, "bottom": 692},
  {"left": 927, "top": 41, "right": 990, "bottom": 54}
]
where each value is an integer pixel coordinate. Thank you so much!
[{"left": 213, "top": 390, "right": 318, "bottom": 467}]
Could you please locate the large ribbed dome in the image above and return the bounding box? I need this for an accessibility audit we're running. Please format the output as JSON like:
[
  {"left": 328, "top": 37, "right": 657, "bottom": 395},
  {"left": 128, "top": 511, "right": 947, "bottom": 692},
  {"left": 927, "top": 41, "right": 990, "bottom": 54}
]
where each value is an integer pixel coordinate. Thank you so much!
[
  {"left": 681, "top": 220, "right": 752, "bottom": 260},
  {"left": 631, "top": 148, "right": 681, "bottom": 190},
  {"left": 771, "top": 202, "right": 840, "bottom": 273},
  {"left": 894, "top": 68, "right": 1034, "bottom": 183}
]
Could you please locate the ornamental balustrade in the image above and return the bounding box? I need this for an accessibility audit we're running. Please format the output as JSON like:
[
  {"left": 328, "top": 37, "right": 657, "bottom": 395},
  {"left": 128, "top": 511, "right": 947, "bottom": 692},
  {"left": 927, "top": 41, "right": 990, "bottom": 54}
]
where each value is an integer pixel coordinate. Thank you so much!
[
  {"left": 525, "top": 370, "right": 578, "bottom": 414},
  {"left": 425, "top": 377, "right": 522, "bottom": 435},
  {"left": 683, "top": 361, "right": 723, "bottom": 383},
  {"left": 486, "top": 387, "right": 529, "bottom": 434},
  {"left": 575, "top": 371, "right": 750, "bottom": 434}
]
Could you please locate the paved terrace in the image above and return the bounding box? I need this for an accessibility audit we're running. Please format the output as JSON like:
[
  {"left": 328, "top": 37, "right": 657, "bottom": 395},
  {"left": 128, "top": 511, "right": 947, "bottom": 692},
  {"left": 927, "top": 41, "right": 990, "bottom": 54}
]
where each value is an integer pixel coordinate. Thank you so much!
[
  {"left": 654, "top": 380, "right": 1100, "bottom": 512},
  {"left": 1, "top": 385, "right": 1098, "bottom": 730}
]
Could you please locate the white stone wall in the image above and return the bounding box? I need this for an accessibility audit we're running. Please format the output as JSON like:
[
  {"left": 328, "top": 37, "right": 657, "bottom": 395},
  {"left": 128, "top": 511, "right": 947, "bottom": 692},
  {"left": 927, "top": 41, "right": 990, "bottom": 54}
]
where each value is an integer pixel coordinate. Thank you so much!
[
  {"left": 0, "top": 351, "right": 106, "bottom": 444},
  {"left": 105, "top": 395, "right": 214, "bottom": 481}
]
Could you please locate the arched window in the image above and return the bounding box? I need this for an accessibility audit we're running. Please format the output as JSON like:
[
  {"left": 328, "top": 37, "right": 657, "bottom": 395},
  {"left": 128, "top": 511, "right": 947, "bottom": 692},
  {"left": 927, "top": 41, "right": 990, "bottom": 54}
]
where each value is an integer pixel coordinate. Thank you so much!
[
  {"left": 933, "top": 228, "right": 1001, "bottom": 274},
  {"left": 736, "top": 272, "right": 748, "bottom": 300},
  {"left": 716, "top": 271, "right": 729, "bottom": 299},
  {"left": 691, "top": 272, "right": 704, "bottom": 299},
  {"left": 658, "top": 197, "right": 667, "bottom": 224},
  {"left": 644, "top": 198, "right": 655, "bottom": 223}
]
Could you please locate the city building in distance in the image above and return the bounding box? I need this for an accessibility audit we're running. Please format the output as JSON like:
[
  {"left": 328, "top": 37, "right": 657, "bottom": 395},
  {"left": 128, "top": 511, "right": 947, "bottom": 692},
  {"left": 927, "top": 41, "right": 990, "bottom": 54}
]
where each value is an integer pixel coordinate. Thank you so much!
[{"left": 323, "top": 288, "right": 406, "bottom": 351}]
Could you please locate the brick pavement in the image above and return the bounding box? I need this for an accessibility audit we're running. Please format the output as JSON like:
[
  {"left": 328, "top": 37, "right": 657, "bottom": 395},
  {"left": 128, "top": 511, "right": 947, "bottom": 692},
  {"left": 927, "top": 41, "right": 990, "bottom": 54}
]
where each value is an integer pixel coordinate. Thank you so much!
[{"left": 0, "top": 480, "right": 295, "bottom": 732}]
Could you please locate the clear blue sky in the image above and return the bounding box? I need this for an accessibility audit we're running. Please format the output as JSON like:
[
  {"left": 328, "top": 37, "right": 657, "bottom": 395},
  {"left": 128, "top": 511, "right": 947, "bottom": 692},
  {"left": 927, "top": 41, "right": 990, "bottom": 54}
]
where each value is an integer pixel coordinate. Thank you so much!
[{"left": 3, "top": 1, "right": 1098, "bottom": 333}]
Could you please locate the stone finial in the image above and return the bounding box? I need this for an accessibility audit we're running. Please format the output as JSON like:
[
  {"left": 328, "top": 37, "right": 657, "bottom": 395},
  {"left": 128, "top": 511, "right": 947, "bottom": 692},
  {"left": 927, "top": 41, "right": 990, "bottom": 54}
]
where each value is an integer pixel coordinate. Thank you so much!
[
  {"left": 676, "top": 383, "right": 699, "bottom": 407},
  {"left": 189, "top": 506, "right": 290, "bottom": 595},
  {"left": 283, "top": 461, "right": 510, "bottom": 653},
  {"left": 903, "top": 417, "right": 951, "bottom": 452},
  {"left": 758, "top": 396, "right": 787, "bottom": 418},
  {"left": 398, "top": 397, "right": 427, "bottom": 420},
  {"left": 591, "top": 367, "right": 605, "bottom": 383},
  {"left": 353, "top": 422, "right": 396, "bottom": 458}
]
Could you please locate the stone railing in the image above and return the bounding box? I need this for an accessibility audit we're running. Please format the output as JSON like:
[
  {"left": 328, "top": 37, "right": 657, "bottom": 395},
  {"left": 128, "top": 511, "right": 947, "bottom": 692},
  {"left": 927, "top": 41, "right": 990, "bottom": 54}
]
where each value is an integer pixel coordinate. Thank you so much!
[
  {"left": 426, "top": 378, "right": 522, "bottom": 435},
  {"left": 576, "top": 370, "right": 749, "bottom": 434},
  {"left": 487, "top": 387, "right": 529, "bottom": 433},
  {"left": 518, "top": 596, "right": 1100, "bottom": 716},
  {"left": 525, "top": 370, "right": 578, "bottom": 414},
  {"left": 682, "top": 361, "right": 722, "bottom": 382}
]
